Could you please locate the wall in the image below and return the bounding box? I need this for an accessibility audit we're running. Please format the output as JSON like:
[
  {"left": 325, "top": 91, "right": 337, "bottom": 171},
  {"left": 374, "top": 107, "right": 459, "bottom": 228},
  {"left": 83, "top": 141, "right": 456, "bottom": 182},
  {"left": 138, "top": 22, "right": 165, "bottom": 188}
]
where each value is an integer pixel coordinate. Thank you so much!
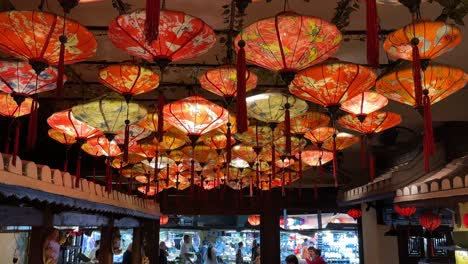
[
  {"left": 0, "top": 232, "right": 29, "bottom": 264},
  {"left": 361, "top": 204, "right": 399, "bottom": 264}
]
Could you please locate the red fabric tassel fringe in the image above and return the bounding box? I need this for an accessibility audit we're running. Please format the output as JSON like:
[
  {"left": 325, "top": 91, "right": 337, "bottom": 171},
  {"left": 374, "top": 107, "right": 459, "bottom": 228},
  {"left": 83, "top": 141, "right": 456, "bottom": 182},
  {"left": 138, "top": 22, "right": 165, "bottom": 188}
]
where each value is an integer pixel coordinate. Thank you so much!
[
  {"left": 284, "top": 104, "right": 292, "bottom": 155},
  {"left": 56, "top": 35, "right": 67, "bottom": 98},
  {"left": 412, "top": 38, "right": 423, "bottom": 108},
  {"left": 123, "top": 120, "right": 130, "bottom": 162},
  {"left": 145, "top": 0, "right": 161, "bottom": 43},
  {"left": 12, "top": 123, "right": 20, "bottom": 166},
  {"left": 236, "top": 40, "right": 248, "bottom": 133},
  {"left": 226, "top": 124, "right": 232, "bottom": 165},
  {"left": 332, "top": 135, "right": 338, "bottom": 187},
  {"left": 366, "top": 0, "right": 379, "bottom": 67},
  {"left": 157, "top": 93, "right": 165, "bottom": 141},
  {"left": 27, "top": 98, "right": 38, "bottom": 150}
]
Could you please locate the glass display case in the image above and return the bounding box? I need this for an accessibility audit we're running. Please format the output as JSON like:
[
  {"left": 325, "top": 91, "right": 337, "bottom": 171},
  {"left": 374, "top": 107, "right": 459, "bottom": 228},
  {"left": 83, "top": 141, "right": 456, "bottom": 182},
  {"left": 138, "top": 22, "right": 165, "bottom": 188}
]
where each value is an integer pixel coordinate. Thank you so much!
[
  {"left": 280, "top": 230, "right": 360, "bottom": 264},
  {"left": 160, "top": 228, "right": 260, "bottom": 264}
]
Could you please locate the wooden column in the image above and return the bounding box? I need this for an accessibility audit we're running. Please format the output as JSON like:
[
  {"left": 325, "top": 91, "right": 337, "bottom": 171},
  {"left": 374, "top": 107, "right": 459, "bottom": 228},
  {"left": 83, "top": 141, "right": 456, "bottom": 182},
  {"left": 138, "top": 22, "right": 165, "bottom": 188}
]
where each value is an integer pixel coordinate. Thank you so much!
[
  {"left": 132, "top": 226, "right": 143, "bottom": 264},
  {"left": 28, "top": 206, "right": 53, "bottom": 264},
  {"left": 260, "top": 192, "right": 280, "bottom": 264},
  {"left": 143, "top": 219, "right": 160, "bottom": 264},
  {"left": 99, "top": 220, "right": 114, "bottom": 264}
]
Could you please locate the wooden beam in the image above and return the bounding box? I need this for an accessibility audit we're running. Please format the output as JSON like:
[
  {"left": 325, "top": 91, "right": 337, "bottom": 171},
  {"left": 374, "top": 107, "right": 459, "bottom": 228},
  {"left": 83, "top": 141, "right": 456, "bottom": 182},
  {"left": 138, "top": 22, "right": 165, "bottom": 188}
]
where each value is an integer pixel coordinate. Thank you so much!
[
  {"left": 115, "top": 217, "right": 140, "bottom": 228},
  {"left": 53, "top": 211, "right": 109, "bottom": 226},
  {"left": 27, "top": 207, "right": 53, "bottom": 264},
  {"left": 131, "top": 227, "right": 142, "bottom": 264},
  {"left": 0, "top": 205, "right": 43, "bottom": 226},
  {"left": 99, "top": 220, "right": 114, "bottom": 264}
]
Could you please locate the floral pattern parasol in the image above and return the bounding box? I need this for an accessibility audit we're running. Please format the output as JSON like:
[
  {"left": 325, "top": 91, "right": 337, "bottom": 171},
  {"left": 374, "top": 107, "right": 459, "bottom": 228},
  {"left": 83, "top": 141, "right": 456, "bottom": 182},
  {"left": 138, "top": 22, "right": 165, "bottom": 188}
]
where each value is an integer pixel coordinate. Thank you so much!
[
  {"left": 0, "top": 60, "right": 66, "bottom": 95},
  {"left": 108, "top": 10, "right": 216, "bottom": 63},
  {"left": 338, "top": 111, "right": 402, "bottom": 135},
  {"left": 236, "top": 11, "right": 342, "bottom": 72},
  {"left": 290, "top": 61, "right": 376, "bottom": 107},
  {"left": 376, "top": 63, "right": 468, "bottom": 107},
  {"left": 322, "top": 132, "right": 360, "bottom": 151},
  {"left": 246, "top": 92, "right": 308, "bottom": 123},
  {"left": 47, "top": 109, "right": 102, "bottom": 140},
  {"left": 0, "top": 93, "right": 35, "bottom": 118},
  {"left": 384, "top": 20, "right": 462, "bottom": 61},
  {"left": 0, "top": 11, "right": 96, "bottom": 65},
  {"left": 199, "top": 65, "right": 258, "bottom": 98},
  {"left": 98, "top": 64, "right": 160, "bottom": 97},
  {"left": 340, "top": 91, "right": 388, "bottom": 116}
]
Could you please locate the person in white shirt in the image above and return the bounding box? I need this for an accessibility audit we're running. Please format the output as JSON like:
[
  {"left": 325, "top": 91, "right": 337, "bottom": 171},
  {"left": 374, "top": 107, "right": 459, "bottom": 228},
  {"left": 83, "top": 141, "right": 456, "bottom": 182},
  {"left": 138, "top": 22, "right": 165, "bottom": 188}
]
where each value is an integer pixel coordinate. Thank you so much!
[
  {"left": 204, "top": 243, "right": 218, "bottom": 264},
  {"left": 180, "top": 235, "right": 194, "bottom": 264}
]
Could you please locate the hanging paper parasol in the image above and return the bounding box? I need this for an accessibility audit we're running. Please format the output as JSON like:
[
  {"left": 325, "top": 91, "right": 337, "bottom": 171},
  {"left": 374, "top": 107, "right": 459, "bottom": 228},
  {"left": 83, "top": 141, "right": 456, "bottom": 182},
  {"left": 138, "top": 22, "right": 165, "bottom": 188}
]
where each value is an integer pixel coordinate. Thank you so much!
[
  {"left": 199, "top": 65, "right": 258, "bottom": 101},
  {"left": 199, "top": 131, "right": 234, "bottom": 150},
  {"left": 47, "top": 109, "right": 102, "bottom": 140},
  {"left": 0, "top": 93, "right": 36, "bottom": 165},
  {"left": 234, "top": 125, "right": 281, "bottom": 148},
  {"left": 323, "top": 132, "right": 360, "bottom": 151},
  {"left": 138, "top": 111, "right": 172, "bottom": 132},
  {"left": 114, "top": 125, "right": 152, "bottom": 146},
  {"left": 338, "top": 111, "right": 401, "bottom": 181},
  {"left": 305, "top": 127, "right": 337, "bottom": 148},
  {"left": 0, "top": 60, "right": 66, "bottom": 96},
  {"left": 98, "top": 64, "right": 160, "bottom": 100},
  {"left": 108, "top": 10, "right": 216, "bottom": 69},
  {"left": 289, "top": 61, "right": 376, "bottom": 116},
  {"left": 276, "top": 111, "right": 330, "bottom": 136},
  {"left": 340, "top": 91, "right": 388, "bottom": 119},
  {"left": 0, "top": 11, "right": 97, "bottom": 96},
  {"left": 300, "top": 150, "right": 334, "bottom": 167},
  {"left": 163, "top": 95, "right": 229, "bottom": 140},
  {"left": 235, "top": 11, "right": 342, "bottom": 84},
  {"left": 48, "top": 128, "right": 76, "bottom": 172}
]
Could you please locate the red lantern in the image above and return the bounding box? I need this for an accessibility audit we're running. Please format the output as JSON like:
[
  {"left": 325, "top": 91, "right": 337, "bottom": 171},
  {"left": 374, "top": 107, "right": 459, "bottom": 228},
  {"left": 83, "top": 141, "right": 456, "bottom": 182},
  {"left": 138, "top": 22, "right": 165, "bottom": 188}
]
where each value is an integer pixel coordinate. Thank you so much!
[
  {"left": 395, "top": 205, "right": 417, "bottom": 218},
  {"left": 463, "top": 214, "right": 468, "bottom": 228},
  {"left": 419, "top": 211, "right": 441, "bottom": 232},
  {"left": 108, "top": 10, "right": 216, "bottom": 69},
  {"left": 248, "top": 215, "right": 261, "bottom": 226},
  {"left": 347, "top": 208, "right": 362, "bottom": 220},
  {"left": 160, "top": 215, "right": 169, "bottom": 225}
]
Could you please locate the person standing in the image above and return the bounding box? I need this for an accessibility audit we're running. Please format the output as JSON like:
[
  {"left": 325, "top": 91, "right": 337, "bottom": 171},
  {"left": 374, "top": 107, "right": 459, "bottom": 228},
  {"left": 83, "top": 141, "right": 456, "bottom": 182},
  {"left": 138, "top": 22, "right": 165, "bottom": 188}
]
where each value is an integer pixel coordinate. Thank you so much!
[
  {"left": 235, "top": 242, "right": 244, "bottom": 264},
  {"left": 310, "top": 248, "right": 327, "bottom": 264},
  {"left": 204, "top": 243, "right": 218, "bottom": 264},
  {"left": 180, "top": 235, "right": 194, "bottom": 264},
  {"left": 250, "top": 240, "right": 259, "bottom": 263},
  {"left": 122, "top": 243, "right": 132, "bottom": 264},
  {"left": 286, "top": 254, "right": 299, "bottom": 264},
  {"left": 159, "top": 241, "right": 169, "bottom": 264}
]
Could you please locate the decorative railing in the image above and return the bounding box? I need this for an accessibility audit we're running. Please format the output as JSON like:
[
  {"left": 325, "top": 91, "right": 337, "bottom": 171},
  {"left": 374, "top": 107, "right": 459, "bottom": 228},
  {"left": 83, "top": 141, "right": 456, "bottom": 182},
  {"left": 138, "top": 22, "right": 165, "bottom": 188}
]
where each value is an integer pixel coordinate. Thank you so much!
[
  {"left": 0, "top": 153, "right": 159, "bottom": 218},
  {"left": 395, "top": 155, "right": 468, "bottom": 203}
]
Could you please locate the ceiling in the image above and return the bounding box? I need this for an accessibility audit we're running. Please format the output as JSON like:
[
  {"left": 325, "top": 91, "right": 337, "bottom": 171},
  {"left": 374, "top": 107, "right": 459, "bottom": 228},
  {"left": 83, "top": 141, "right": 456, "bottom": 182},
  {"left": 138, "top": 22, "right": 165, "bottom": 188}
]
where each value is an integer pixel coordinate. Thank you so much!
[{"left": 5, "top": 0, "right": 468, "bottom": 191}]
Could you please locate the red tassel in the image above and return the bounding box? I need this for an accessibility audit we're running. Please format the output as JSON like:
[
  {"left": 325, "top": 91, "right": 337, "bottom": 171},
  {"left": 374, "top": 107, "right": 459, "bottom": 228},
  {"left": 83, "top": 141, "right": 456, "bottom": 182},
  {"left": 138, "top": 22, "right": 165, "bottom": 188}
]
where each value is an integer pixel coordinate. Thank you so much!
[
  {"left": 190, "top": 159, "right": 195, "bottom": 192},
  {"left": 3, "top": 129, "right": 10, "bottom": 154},
  {"left": 369, "top": 153, "right": 375, "bottom": 182},
  {"left": 332, "top": 134, "right": 338, "bottom": 187},
  {"left": 361, "top": 135, "right": 367, "bottom": 168},
  {"left": 12, "top": 123, "right": 20, "bottom": 166},
  {"left": 56, "top": 35, "right": 67, "bottom": 98},
  {"left": 256, "top": 163, "right": 260, "bottom": 190},
  {"left": 27, "top": 98, "right": 38, "bottom": 150},
  {"left": 226, "top": 123, "right": 232, "bottom": 165},
  {"left": 157, "top": 93, "right": 165, "bottom": 141},
  {"left": 298, "top": 152, "right": 303, "bottom": 196},
  {"left": 271, "top": 145, "right": 276, "bottom": 191},
  {"left": 236, "top": 40, "right": 248, "bottom": 133},
  {"left": 123, "top": 119, "right": 130, "bottom": 162},
  {"left": 249, "top": 176, "right": 253, "bottom": 197},
  {"left": 284, "top": 104, "right": 292, "bottom": 155},
  {"left": 75, "top": 152, "right": 81, "bottom": 188},
  {"left": 412, "top": 38, "right": 423, "bottom": 108},
  {"left": 145, "top": 0, "right": 161, "bottom": 43},
  {"left": 366, "top": 0, "right": 379, "bottom": 67},
  {"left": 106, "top": 159, "right": 112, "bottom": 193},
  {"left": 423, "top": 91, "right": 435, "bottom": 173}
]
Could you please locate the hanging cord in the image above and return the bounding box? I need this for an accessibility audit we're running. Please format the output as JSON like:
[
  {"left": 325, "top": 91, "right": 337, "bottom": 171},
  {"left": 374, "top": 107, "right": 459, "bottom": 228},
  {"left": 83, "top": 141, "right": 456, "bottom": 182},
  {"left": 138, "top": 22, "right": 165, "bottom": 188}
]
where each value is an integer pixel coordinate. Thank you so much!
[
  {"left": 123, "top": 101, "right": 130, "bottom": 163},
  {"left": 236, "top": 5, "right": 248, "bottom": 133}
]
